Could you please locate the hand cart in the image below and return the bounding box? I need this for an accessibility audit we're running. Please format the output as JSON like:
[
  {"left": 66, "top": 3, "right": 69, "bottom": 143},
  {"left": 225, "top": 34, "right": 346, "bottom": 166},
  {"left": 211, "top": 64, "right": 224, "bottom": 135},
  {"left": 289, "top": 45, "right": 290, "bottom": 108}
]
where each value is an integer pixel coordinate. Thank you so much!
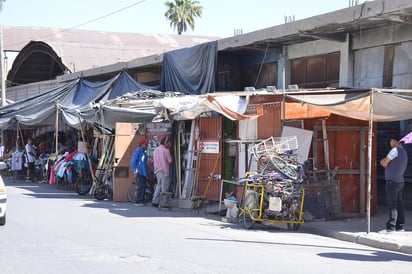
[
  {"left": 238, "top": 136, "right": 305, "bottom": 230},
  {"left": 239, "top": 173, "right": 304, "bottom": 230}
]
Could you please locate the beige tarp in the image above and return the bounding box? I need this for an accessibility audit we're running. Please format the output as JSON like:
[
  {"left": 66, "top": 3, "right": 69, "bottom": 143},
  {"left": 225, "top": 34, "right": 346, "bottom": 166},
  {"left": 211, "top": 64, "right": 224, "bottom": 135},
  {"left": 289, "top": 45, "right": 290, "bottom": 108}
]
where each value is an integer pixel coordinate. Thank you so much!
[{"left": 286, "top": 89, "right": 412, "bottom": 122}]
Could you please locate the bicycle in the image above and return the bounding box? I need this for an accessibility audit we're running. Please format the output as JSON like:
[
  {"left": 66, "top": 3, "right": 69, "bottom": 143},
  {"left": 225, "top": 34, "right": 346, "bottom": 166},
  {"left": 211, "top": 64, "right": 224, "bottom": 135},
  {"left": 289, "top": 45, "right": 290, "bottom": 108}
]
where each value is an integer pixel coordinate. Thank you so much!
[
  {"left": 93, "top": 168, "right": 113, "bottom": 200},
  {"left": 264, "top": 154, "right": 299, "bottom": 180},
  {"left": 34, "top": 153, "right": 50, "bottom": 182},
  {"left": 127, "top": 176, "right": 156, "bottom": 203},
  {"left": 75, "top": 167, "right": 93, "bottom": 195}
]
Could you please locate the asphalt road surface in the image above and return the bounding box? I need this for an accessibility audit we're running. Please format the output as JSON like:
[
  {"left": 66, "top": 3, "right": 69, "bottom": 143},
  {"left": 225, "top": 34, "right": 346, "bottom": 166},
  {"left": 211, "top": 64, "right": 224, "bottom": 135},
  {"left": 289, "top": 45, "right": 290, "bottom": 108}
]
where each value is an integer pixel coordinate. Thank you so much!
[{"left": 1, "top": 177, "right": 411, "bottom": 274}]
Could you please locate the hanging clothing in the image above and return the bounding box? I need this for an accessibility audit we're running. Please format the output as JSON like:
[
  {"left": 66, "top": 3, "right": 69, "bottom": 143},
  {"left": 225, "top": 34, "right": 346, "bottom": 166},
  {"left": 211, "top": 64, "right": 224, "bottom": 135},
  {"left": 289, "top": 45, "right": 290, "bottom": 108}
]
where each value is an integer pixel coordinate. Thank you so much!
[{"left": 11, "top": 151, "right": 23, "bottom": 171}]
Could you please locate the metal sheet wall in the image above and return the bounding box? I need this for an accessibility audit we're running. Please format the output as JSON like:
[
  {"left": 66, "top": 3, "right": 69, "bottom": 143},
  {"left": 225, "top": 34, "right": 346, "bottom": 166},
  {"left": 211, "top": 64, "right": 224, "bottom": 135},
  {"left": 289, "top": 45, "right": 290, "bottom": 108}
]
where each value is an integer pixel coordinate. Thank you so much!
[
  {"left": 194, "top": 116, "right": 223, "bottom": 201},
  {"left": 291, "top": 52, "right": 340, "bottom": 88},
  {"left": 257, "top": 104, "right": 282, "bottom": 138},
  {"left": 305, "top": 115, "right": 378, "bottom": 215}
]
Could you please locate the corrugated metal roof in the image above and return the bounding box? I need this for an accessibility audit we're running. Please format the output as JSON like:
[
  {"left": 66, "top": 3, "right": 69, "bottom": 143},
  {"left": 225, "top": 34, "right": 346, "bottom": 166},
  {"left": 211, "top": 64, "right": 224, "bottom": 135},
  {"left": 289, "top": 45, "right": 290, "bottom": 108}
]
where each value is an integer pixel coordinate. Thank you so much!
[{"left": 3, "top": 26, "right": 219, "bottom": 72}]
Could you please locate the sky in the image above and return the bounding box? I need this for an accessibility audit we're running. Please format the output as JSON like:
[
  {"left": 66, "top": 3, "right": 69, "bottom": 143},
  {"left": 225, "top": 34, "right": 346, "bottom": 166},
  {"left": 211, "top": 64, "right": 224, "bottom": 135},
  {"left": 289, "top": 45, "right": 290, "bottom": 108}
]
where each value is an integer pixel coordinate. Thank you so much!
[{"left": 0, "top": 0, "right": 367, "bottom": 38}]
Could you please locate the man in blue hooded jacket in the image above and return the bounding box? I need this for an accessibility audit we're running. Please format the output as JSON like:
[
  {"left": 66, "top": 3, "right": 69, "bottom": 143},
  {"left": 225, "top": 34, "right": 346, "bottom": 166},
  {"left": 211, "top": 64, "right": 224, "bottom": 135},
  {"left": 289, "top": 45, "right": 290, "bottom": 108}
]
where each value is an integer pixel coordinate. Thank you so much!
[{"left": 130, "top": 137, "right": 149, "bottom": 206}]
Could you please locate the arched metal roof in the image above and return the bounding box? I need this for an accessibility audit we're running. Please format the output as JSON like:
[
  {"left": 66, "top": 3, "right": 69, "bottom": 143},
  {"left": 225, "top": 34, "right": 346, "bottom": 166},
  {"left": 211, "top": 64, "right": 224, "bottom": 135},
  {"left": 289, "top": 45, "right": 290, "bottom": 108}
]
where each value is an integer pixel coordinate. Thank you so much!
[
  {"left": 3, "top": 26, "right": 219, "bottom": 86},
  {"left": 7, "top": 41, "right": 68, "bottom": 85}
]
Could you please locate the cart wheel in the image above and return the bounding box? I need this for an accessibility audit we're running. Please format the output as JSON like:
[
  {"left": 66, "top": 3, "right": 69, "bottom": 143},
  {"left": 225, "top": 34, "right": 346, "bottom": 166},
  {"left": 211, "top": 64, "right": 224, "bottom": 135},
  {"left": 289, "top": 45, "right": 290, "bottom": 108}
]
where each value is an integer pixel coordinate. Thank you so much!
[
  {"left": 243, "top": 192, "right": 258, "bottom": 229},
  {"left": 287, "top": 219, "right": 300, "bottom": 231},
  {"left": 286, "top": 204, "right": 301, "bottom": 231}
]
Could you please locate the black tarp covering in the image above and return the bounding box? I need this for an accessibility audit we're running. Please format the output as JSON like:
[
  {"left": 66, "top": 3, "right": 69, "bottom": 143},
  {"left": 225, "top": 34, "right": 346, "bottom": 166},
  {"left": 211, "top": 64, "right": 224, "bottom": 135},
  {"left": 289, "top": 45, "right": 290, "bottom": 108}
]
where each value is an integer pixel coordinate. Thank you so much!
[
  {"left": 161, "top": 41, "right": 217, "bottom": 95},
  {"left": 108, "top": 71, "right": 160, "bottom": 100}
]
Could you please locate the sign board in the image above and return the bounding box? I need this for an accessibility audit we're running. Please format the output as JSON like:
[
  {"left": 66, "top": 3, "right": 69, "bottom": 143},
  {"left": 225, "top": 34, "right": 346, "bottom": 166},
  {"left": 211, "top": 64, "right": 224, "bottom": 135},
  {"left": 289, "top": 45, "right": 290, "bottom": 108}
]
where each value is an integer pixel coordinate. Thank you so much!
[
  {"left": 199, "top": 139, "right": 219, "bottom": 154},
  {"left": 282, "top": 126, "right": 313, "bottom": 164},
  {"left": 146, "top": 122, "right": 172, "bottom": 174}
]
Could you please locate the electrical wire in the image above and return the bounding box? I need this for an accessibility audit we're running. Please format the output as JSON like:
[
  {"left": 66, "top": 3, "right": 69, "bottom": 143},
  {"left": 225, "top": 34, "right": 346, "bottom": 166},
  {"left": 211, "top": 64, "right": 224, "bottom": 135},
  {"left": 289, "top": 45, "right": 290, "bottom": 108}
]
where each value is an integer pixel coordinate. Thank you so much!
[
  {"left": 254, "top": 42, "right": 269, "bottom": 88},
  {"left": 68, "top": 0, "right": 146, "bottom": 31}
]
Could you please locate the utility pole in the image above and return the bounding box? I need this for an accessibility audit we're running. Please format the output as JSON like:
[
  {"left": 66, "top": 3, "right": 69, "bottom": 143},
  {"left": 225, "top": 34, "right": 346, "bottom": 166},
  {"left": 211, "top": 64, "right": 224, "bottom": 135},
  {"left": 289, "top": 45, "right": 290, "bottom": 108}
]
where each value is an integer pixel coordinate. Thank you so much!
[
  {"left": 0, "top": 25, "right": 5, "bottom": 107},
  {"left": 0, "top": 25, "right": 5, "bottom": 149}
]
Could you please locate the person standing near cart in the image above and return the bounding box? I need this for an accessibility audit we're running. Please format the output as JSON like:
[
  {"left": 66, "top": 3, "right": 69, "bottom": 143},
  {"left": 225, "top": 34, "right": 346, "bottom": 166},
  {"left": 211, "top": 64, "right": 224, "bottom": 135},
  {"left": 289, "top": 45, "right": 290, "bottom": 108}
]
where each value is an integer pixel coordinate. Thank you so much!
[
  {"left": 152, "top": 136, "right": 172, "bottom": 207},
  {"left": 130, "top": 137, "right": 149, "bottom": 206},
  {"left": 379, "top": 137, "right": 408, "bottom": 233}
]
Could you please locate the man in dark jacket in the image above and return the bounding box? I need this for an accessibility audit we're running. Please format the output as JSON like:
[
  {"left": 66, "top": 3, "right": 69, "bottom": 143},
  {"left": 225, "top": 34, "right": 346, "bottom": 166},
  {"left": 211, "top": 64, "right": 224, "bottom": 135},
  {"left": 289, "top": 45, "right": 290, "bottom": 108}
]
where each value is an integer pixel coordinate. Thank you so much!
[
  {"left": 379, "top": 137, "right": 408, "bottom": 233},
  {"left": 130, "top": 137, "right": 149, "bottom": 206}
]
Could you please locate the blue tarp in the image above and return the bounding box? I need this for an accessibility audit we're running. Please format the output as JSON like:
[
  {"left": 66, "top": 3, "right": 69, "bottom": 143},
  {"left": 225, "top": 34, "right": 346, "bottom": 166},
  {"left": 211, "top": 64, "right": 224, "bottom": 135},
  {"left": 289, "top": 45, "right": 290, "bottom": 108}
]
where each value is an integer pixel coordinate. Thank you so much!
[
  {"left": 108, "top": 71, "right": 159, "bottom": 100},
  {"left": 0, "top": 71, "right": 161, "bottom": 129},
  {"left": 161, "top": 41, "right": 217, "bottom": 95}
]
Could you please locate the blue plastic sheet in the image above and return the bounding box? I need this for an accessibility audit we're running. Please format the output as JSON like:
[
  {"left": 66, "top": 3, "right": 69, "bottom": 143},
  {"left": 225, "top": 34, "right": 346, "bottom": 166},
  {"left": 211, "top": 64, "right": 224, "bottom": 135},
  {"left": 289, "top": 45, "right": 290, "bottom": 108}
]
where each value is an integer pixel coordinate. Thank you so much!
[{"left": 161, "top": 41, "right": 217, "bottom": 95}]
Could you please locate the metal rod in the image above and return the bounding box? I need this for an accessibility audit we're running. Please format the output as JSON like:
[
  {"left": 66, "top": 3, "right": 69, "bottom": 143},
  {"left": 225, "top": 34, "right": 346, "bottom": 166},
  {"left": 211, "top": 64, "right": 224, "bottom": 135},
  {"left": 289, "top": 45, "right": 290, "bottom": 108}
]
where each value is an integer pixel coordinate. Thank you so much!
[
  {"left": 366, "top": 89, "right": 374, "bottom": 234},
  {"left": 0, "top": 25, "right": 6, "bottom": 107}
]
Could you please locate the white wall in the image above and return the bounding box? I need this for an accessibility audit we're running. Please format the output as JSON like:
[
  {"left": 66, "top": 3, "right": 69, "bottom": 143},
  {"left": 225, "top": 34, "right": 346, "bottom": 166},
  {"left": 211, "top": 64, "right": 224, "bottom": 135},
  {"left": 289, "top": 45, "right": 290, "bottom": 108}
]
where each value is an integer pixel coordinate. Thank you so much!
[
  {"left": 238, "top": 119, "right": 257, "bottom": 177},
  {"left": 285, "top": 24, "right": 412, "bottom": 89},
  {"left": 6, "top": 80, "right": 65, "bottom": 102},
  {"left": 393, "top": 42, "right": 412, "bottom": 88},
  {"left": 353, "top": 46, "right": 385, "bottom": 88}
]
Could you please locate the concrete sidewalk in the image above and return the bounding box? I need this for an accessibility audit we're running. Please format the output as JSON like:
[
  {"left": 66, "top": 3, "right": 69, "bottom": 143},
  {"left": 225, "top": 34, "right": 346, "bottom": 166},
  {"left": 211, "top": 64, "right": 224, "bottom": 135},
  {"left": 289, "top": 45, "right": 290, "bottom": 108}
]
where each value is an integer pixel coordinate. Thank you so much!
[
  {"left": 300, "top": 209, "right": 412, "bottom": 255},
  {"left": 211, "top": 199, "right": 412, "bottom": 255}
]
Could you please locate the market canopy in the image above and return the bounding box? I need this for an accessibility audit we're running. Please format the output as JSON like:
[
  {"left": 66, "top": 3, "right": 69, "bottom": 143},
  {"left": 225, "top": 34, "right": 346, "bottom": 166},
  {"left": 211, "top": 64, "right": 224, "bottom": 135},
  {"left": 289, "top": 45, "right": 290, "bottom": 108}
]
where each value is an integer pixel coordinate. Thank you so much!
[
  {"left": 0, "top": 71, "right": 161, "bottom": 129},
  {"left": 0, "top": 70, "right": 263, "bottom": 130},
  {"left": 285, "top": 88, "right": 412, "bottom": 122},
  {"left": 4, "top": 78, "right": 412, "bottom": 131}
]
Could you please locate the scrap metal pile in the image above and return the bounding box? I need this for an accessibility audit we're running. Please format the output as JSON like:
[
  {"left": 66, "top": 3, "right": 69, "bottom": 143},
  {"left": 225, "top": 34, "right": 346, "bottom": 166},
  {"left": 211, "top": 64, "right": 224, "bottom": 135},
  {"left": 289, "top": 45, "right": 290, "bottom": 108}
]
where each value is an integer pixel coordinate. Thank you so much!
[{"left": 239, "top": 136, "right": 304, "bottom": 229}]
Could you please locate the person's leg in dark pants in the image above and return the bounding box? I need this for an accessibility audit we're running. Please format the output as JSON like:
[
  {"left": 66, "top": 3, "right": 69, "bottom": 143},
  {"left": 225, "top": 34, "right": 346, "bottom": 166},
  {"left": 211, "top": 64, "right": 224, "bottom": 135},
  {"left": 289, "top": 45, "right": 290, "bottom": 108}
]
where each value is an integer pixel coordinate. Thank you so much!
[
  {"left": 396, "top": 182, "right": 405, "bottom": 230},
  {"left": 27, "top": 162, "right": 36, "bottom": 181},
  {"left": 385, "top": 181, "right": 398, "bottom": 230},
  {"left": 136, "top": 174, "right": 146, "bottom": 204}
]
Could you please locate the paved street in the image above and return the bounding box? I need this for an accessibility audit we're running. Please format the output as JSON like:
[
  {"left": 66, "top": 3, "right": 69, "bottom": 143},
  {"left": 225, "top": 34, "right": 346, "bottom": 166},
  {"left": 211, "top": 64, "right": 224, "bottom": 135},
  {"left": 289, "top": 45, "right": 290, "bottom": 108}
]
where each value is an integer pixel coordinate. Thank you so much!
[{"left": 1, "top": 177, "right": 411, "bottom": 274}]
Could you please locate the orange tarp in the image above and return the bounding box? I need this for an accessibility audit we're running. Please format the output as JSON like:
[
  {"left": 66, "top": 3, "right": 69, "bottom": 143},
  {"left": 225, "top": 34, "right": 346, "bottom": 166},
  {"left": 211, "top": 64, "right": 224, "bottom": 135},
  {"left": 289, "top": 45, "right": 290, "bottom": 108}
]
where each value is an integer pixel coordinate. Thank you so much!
[{"left": 284, "top": 102, "right": 331, "bottom": 120}]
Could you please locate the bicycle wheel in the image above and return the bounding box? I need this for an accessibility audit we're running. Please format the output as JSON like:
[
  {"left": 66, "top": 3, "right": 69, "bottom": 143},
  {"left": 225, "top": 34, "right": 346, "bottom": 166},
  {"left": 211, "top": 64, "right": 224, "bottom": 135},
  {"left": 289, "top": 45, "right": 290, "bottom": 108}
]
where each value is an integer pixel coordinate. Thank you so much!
[
  {"left": 127, "top": 184, "right": 137, "bottom": 203},
  {"left": 107, "top": 186, "right": 113, "bottom": 198},
  {"left": 76, "top": 171, "right": 93, "bottom": 195},
  {"left": 269, "top": 155, "right": 298, "bottom": 180},
  {"left": 243, "top": 192, "right": 259, "bottom": 229},
  {"left": 94, "top": 185, "right": 107, "bottom": 200}
]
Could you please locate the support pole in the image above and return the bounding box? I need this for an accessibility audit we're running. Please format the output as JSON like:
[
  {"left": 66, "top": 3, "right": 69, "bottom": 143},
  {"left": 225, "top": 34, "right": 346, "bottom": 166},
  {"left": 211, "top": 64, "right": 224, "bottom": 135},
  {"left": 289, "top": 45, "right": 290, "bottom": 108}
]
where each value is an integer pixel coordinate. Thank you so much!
[
  {"left": 182, "top": 119, "right": 195, "bottom": 199},
  {"left": 0, "top": 26, "right": 5, "bottom": 147},
  {"left": 1, "top": 26, "right": 6, "bottom": 107},
  {"left": 322, "top": 119, "right": 330, "bottom": 174},
  {"left": 366, "top": 89, "right": 374, "bottom": 234},
  {"left": 282, "top": 46, "right": 286, "bottom": 127},
  {"left": 77, "top": 117, "right": 97, "bottom": 193},
  {"left": 55, "top": 104, "right": 59, "bottom": 155}
]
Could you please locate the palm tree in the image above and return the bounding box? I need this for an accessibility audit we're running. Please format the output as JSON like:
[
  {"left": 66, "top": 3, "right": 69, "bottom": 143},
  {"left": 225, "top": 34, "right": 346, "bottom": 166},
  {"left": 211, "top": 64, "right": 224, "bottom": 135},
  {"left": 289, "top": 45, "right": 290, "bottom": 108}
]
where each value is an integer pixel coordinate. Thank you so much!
[
  {"left": 0, "top": 0, "right": 5, "bottom": 11},
  {"left": 164, "top": 0, "right": 203, "bottom": 35}
]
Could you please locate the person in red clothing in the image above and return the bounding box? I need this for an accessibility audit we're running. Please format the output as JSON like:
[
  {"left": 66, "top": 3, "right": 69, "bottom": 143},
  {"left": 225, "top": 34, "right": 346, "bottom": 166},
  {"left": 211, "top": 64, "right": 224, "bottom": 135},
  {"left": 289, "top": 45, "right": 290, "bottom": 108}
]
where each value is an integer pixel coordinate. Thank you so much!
[{"left": 151, "top": 136, "right": 172, "bottom": 207}]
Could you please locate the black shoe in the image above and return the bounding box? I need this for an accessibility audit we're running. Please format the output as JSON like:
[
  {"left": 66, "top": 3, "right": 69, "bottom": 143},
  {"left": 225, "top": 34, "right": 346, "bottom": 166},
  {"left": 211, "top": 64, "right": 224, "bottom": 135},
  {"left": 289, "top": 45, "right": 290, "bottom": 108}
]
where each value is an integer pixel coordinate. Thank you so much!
[
  {"left": 152, "top": 203, "right": 159, "bottom": 207},
  {"left": 396, "top": 224, "right": 405, "bottom": 232}
]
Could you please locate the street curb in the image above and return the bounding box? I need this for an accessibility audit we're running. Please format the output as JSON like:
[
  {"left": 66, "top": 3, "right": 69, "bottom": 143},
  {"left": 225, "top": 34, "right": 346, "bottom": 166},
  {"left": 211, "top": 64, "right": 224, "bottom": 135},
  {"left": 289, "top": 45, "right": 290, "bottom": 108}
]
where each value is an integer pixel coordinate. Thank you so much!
[
  {"left": 301, "top": 223, "right": 412, "bottom": 255},
  {"left": 323, "top": 230, "right": 412, "bottom": 255}
]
